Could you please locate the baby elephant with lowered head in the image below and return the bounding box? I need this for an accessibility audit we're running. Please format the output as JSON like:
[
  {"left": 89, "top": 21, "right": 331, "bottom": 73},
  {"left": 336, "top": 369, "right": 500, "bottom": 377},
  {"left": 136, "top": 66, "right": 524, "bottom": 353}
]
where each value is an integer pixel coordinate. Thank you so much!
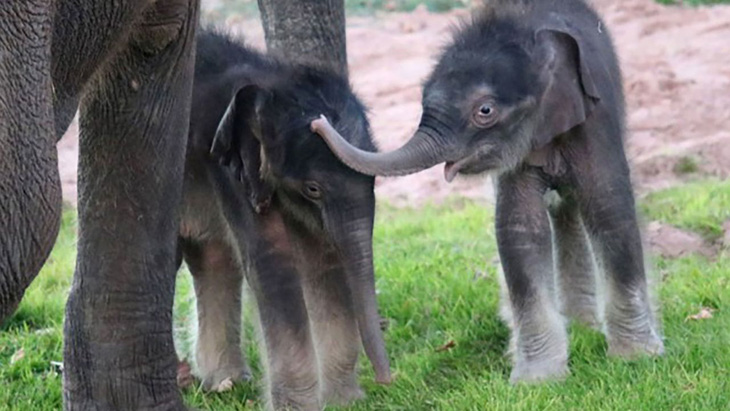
[
  {"left": 177, "top": 31, "right": 390, "bottom": 409},
  {"left": 312, "top": 0, "right": 664, "bottom": 383}
]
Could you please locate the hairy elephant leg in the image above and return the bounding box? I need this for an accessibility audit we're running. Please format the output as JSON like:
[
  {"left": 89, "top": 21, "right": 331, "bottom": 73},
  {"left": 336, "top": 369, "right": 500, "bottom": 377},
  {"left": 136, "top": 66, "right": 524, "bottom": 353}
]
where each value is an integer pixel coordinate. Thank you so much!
[
  {"left": 247, "top": 211, "right": 320, "bottom": 411},
  {"left": 292, "top": 235, "right": 362, "bottom": 405},
  {"left": 182, "top": 237, "right": 251, "bottom": 392},
  {"left": 495, "top": 170, "right": 568, "bottom": 384},
  {"left": 0, "top": 1, "right": 62, "bottom": 323},
  {"left": 548, "top": 193, "right": 600, "bottom": 327},
  {"left": 573, "top": 160, "right": 663, "bottom": 358},
  {"left": 63, "top": 0, "right": 199, "bottom": 409}
]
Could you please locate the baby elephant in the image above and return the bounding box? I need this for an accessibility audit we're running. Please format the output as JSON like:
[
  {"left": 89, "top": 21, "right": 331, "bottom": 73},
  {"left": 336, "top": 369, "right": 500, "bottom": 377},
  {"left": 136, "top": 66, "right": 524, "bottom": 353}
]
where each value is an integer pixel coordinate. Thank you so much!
[
  {"left": 313, "top": 0, "right": 664, "bottom": 382},
  {"left": 177, "top": 31, "right": 389, "bottom": 409}
]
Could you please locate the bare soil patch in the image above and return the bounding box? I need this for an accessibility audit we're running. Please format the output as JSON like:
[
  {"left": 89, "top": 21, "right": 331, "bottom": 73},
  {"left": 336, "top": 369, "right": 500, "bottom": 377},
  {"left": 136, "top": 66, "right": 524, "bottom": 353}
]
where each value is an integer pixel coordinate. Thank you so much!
[{"left": 645, "top": 221, "right": 717, "bottom": 258}]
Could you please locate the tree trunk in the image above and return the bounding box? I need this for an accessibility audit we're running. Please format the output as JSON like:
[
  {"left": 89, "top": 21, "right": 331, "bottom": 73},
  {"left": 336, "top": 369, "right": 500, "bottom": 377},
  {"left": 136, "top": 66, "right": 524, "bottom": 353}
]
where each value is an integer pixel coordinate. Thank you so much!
[{"left": 257, "top": 0, "right": 347, "bottom": 77}]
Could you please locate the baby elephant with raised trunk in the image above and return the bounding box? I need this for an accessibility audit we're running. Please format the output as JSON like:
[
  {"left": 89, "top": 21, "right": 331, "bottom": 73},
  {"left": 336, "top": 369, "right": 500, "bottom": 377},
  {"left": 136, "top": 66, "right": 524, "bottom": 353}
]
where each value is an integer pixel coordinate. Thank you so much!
[
  {"left": 313, "top": 0, "right": 664, "bottom": 383},
  {"left": 177, "top": 31, "right": 390, "bottom": 409}
]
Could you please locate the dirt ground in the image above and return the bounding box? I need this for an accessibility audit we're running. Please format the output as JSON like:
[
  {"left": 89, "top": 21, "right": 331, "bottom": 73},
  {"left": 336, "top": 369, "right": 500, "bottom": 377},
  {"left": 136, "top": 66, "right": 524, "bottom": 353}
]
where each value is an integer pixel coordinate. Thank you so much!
[{"left": 57, "top": 0, "right": 730, "bottom": 253}]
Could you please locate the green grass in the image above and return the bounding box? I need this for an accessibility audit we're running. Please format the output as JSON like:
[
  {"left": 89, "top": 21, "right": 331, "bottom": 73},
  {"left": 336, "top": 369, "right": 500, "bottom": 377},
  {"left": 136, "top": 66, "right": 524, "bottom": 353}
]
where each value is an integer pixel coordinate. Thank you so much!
[
  {"left": 673, "top": 156, "right": 700, "bottom": 175},
  {"left": 641, "top": 179, "right": 730, "bottom": 241},
  {"left": 2, "top": 181, "right": 729, "bottom": 410}
]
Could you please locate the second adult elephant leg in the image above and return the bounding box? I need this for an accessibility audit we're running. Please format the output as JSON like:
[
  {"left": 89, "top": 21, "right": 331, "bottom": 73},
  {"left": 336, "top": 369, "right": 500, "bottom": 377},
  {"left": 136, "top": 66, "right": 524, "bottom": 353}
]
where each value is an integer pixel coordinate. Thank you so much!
[
  {"left": 549, "top": 194, "right": 599, "bottom": 327},
  {"left": 182, "top": 238, "right": 251, "bottom": 392},
  {"left": 63, "top": 0, "right": 199, "bottom": 408},
  {"left": 495, "top": 170, "right": 568, "bottom": 383},
  {"left": 0, "top": 2, "right": 62, "bottom": 323}
]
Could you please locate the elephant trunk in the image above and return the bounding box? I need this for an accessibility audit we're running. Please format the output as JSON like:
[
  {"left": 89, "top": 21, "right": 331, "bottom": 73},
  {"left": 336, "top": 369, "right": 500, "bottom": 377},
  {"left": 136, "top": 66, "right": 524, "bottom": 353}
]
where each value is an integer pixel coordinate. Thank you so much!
[
  {"left": 311, "top": 115, "right": 449, "bottom": 177},
  {"left": 330, "top": 208, "right": 391, "bottom": 384}
]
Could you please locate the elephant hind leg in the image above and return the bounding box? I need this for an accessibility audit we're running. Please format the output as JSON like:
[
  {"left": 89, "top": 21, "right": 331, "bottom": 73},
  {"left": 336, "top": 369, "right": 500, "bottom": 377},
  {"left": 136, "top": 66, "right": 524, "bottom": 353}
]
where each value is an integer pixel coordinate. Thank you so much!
[
  {"left": 548, "top": 194, "right": 600, "bottom": 328},
  {"left": 0, "top": 1, "right": 63, "bottom": 324},
  {"left": 182, "top": 236, "right": 251, "bottom": 392}
]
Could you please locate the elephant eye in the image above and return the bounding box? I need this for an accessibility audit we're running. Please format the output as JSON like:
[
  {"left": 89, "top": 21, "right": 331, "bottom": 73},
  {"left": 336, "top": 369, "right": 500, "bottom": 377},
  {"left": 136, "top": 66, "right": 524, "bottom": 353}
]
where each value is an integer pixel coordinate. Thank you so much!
[
  {"left": 302, "top": 181, "right": 323, "bottom": 200},
  {"left": 472, "top": 101, "right": 499, "bottom": 128}
]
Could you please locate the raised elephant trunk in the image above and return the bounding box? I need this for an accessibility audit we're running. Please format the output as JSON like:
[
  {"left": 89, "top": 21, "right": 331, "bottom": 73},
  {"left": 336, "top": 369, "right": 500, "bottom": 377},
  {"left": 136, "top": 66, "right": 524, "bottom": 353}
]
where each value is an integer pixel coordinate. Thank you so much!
[
  {"left": 331, "top": 210, "right": 391, "bottom": 384},
  {"left": 311, "top": 115, "right": 447, "bottom": 177}
]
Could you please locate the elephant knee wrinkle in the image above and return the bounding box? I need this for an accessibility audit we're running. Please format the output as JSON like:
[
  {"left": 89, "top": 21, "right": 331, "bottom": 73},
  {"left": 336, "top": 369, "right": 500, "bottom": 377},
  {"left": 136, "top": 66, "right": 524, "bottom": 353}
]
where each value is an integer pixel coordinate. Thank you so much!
[{"left": 131, "top": 0, "right": 192, "bottom": 54}]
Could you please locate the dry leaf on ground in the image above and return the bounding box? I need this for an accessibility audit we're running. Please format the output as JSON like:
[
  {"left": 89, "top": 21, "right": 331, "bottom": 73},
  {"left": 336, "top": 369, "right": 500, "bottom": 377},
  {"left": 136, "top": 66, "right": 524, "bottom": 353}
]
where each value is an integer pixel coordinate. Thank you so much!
[
  {"left": 10, "top": 348, "right": 25, "bottom": 364},
  {"left": 686, "top": 307, "right": 715, "bottom": 321},
  {"left": 436, "top": 340, "right": 456, "bottom": 352}
]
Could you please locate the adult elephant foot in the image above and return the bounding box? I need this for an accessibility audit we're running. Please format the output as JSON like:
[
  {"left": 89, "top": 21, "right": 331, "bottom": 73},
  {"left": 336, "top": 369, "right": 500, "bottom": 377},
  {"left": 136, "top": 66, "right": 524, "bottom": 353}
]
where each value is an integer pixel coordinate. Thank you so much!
[{"left": 65, "top": 286, "right": 186, "bottom": 410}]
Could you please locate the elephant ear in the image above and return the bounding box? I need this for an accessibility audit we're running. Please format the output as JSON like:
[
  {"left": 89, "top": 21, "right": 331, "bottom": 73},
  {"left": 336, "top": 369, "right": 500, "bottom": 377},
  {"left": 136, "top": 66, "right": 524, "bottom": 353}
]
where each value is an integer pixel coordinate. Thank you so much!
[
  {"left": 210, "top": 84, "right": 280, "bottom": 214},
  {"left": 532, "top": 13, "right": 601, "bottom": 149}
]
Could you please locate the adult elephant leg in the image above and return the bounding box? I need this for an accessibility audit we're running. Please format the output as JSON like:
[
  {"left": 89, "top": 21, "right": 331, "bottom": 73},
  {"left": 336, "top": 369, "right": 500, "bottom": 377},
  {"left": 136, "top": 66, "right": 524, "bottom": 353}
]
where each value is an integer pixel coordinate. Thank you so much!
[
  {"left": 548, "top": 194, "right": 600, "bottom": 327},
  {"left": 0, "top": 1, "right": 62, "bottom": 323},
  {"left": 291, "top": 233, "right": 363, "bottom": 405},
  {"left": 495, "top": 169, "right": 568, "bottom": 383},
  {"left": 246, "top": 211, "right": 320, "bottom": 410},
  {"left": 257, "top": 0, "right": 347, "bottom": 76},
  {"left": 182, "top": 238, "right": 251, "bottom": 392},
  {"left": 63, "top": 0, "right": 199, "bottom": 409}
]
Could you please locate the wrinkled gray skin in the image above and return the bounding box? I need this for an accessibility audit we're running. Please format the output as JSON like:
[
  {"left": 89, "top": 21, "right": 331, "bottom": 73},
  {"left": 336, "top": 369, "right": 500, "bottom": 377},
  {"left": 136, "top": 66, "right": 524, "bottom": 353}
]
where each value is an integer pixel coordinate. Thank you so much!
[
  {"left": 177, "top": 30, "right": 388, "bottom": 409},
  {"left": 315, "top": 0, "right": 664, "bottom": 383},
  {"left": 0, "top": 0, "right": 357, "bottom": 409}
]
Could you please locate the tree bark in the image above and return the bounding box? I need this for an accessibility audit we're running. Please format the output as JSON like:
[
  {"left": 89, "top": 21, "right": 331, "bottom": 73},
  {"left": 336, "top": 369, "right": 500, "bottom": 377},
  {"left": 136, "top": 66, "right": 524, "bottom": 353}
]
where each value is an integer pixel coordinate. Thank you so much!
[{"left": 257, "top": 0, "right": 347, "bottom": 77}]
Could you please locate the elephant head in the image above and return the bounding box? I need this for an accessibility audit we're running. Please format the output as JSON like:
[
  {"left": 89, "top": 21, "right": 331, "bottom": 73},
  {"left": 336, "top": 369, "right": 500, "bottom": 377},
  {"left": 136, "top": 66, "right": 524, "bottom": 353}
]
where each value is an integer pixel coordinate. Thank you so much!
[
  {"left": 209, "top": 67, "right": 391, "bottom": 384},
  {"left": 311, "top": 11, "right": 601, "bottom": 181}
]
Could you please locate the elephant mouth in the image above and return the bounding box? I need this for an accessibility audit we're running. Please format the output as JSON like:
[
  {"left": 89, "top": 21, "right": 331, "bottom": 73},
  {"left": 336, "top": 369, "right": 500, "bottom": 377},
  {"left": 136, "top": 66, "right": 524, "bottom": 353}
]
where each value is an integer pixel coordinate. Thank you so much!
[{"left": 443, "top": 145, "right": 495, "bottom": 183}]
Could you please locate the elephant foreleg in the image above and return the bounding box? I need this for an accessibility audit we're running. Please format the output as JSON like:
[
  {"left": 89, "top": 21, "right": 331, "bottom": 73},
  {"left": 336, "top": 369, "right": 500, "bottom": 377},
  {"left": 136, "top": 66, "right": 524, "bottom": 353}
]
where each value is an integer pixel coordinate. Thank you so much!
[
  {"left": 63, "top": 0, "right": 199, "bottom": 409},
  {"left": 574, "top": 157, "right": 664, "bottom": 358},
  {"left": 295, "top": 239, "right": 363, "bottom": 406},
  {"left": 495, "top": 170, "right": 569, "bottom": 384},
  {"left": 247, "top": 211, "right": 320, "bottom": 411}
]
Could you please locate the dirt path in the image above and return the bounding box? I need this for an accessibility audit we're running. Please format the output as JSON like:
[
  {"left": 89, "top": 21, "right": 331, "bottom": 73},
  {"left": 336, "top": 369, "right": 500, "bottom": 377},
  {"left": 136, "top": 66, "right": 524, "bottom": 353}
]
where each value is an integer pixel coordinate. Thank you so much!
[{"left": 57, "top": 0, "right": 730, "bottom": 208}]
